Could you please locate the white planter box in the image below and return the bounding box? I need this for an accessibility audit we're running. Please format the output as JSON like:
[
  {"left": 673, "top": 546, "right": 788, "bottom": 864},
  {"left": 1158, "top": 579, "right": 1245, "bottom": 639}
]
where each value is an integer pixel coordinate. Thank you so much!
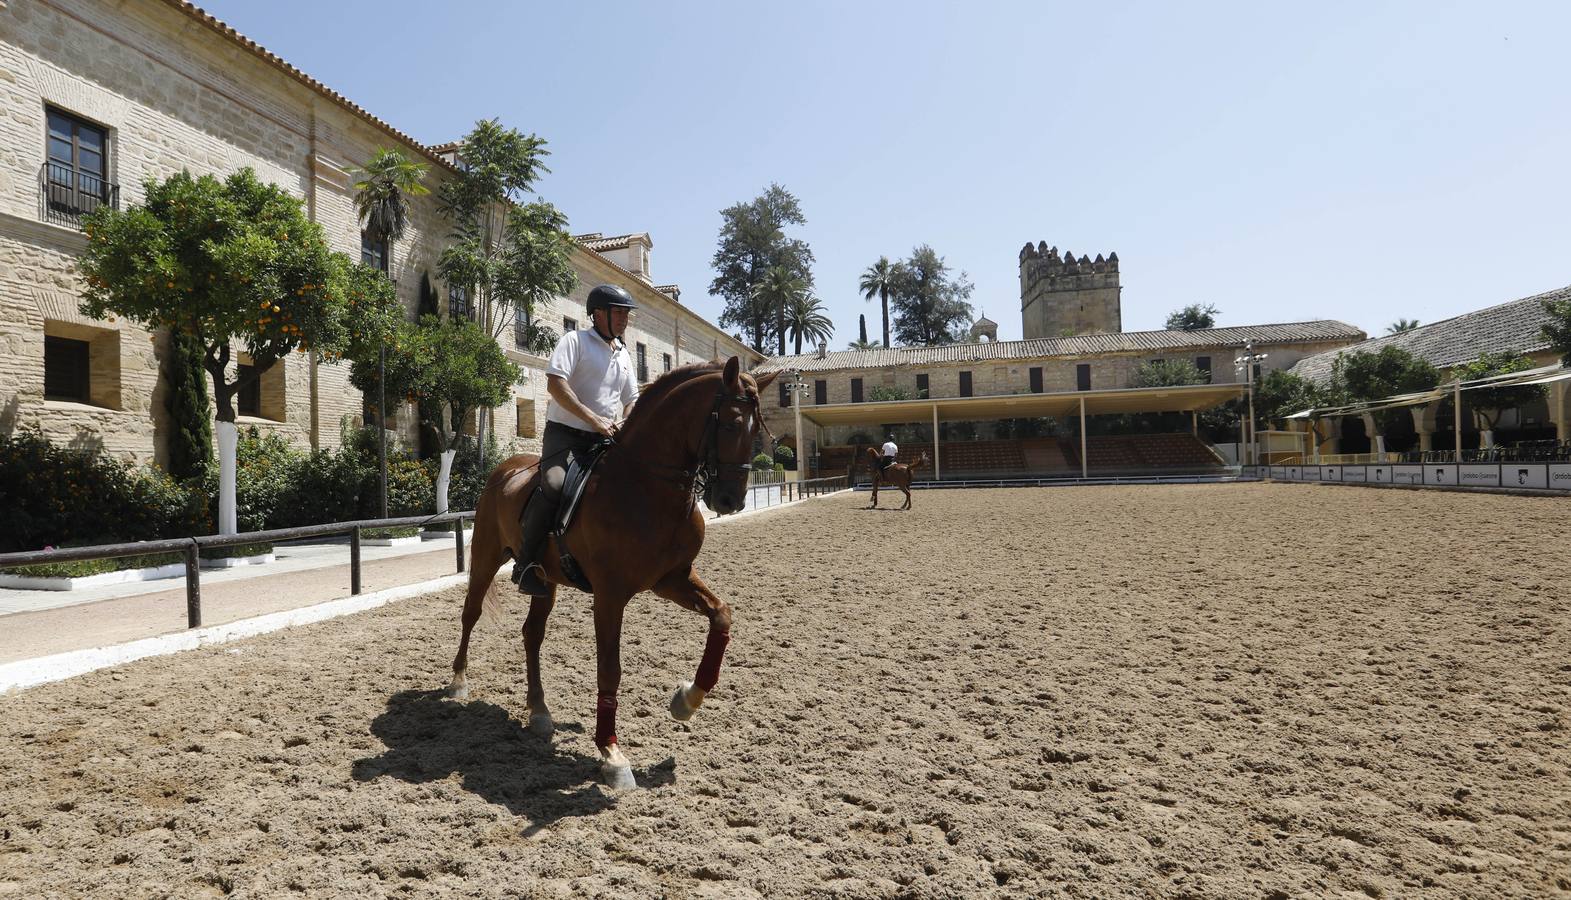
[
  {"left": 0, "top": 562, "right": 186, "bottom": 592},
  {"left": 199, "top": 552, "right": 275, "bottom": 569},
  {"left": 362, "top": 536, "right": 423, "bottom": 547}
]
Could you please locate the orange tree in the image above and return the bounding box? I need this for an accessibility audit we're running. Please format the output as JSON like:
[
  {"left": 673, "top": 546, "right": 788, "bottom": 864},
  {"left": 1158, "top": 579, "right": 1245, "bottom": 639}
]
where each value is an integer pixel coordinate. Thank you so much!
[{"left": 77, "top": 168, "right": 399, "bottom": 531}]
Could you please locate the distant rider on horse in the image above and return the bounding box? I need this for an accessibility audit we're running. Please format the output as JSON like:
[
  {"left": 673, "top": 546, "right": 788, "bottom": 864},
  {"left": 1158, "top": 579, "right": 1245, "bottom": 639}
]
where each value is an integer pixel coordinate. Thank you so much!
[
  {"left": 879, "top": 435, "right": 899, "bottom": 472},
  {"left": 513, "top": 284, "right": 640, "bottom": 596}
]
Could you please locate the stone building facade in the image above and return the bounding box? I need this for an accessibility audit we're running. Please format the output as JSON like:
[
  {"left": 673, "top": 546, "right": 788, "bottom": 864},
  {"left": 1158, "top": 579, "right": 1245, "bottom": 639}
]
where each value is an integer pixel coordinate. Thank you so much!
[
  {"left": 1019, "top": 242, "right": 1121, "bottom": 338},
  {"left": 0, "top": 0, "right": 754, "bottom": 466},
  {"left": 757, "top": 321, "right": 1367, "bottom": 454}
]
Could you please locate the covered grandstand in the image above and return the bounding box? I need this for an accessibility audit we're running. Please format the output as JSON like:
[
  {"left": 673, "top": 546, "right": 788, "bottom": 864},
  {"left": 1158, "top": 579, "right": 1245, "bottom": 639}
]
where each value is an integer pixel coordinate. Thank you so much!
[{"left": 791, "top": 382, "right": 1247, "bottom": 481}]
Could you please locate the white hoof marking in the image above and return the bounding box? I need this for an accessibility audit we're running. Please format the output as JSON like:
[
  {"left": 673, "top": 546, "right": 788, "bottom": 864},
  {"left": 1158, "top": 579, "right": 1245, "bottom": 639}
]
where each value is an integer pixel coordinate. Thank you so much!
[
  {"left": 669, "top": 681, "right": 697, "bottom": 721},
  {"left": 445, "top": 678, "right": 468, "bottom": 700},
  {"left": 528, "top": 711, "right": 555, "bottom": 737}
]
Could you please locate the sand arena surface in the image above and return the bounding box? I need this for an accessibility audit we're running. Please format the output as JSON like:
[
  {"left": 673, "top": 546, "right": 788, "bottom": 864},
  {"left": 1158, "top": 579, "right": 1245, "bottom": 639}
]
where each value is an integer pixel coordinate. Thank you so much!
[{"left": 0, "top": 484, "right": 1567, "bottom": 898}]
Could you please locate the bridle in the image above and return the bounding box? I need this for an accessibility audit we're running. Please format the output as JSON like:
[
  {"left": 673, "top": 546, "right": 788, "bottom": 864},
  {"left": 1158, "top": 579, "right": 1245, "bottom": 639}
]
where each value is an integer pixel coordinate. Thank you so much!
[
  {"left": 621, "top": 376, "right": 774, "bottom": 510},
  {"left": 692, "top": 385, "right": 773, "bottom": 509}
]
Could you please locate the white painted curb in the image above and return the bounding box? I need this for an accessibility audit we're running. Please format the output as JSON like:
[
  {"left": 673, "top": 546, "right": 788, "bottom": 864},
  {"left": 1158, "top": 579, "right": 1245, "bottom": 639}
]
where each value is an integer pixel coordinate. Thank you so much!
[
  {"left": 0, "top": 562, "right": 186, "bottom": 592},
  {"left": 0, "top": 573, "right": 468, "bottom": 694}
]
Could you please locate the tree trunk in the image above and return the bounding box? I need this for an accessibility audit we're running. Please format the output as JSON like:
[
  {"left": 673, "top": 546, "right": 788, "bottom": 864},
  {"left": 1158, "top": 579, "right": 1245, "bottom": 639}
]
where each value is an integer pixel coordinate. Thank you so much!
[
  {"left": 881, "top": 290, "right": 890, "bottom": 348},
  {"left": 215, "top": 421, "right": 238, "bottom": 535},
  {"left": 795, "top": 332, "right": 802, "bottom": 355},
  {"left": 435, "top": 449, "right": 456, "bottom": 513}
]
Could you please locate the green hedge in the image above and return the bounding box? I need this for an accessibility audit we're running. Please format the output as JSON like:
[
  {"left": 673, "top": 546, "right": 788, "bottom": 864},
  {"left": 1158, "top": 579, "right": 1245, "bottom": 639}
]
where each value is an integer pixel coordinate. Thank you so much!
[{"left": 0, "top": 431, "right": 208, "bottom": 553}]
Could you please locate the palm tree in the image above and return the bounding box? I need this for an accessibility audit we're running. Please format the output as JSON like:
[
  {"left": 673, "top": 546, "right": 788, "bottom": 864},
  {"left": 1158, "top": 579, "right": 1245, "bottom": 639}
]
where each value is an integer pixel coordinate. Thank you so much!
[
  {"left": 786, "top": 292, "right": 834, "bottom": 355},
  {"left": 1386, "top": 318, "right": 1421, "bottom": 334},
  {"left": 352, "top": 148, "right": 428, "bottom": 517},
  {"left": 859, "top": 256, "right": 898, "bottom": 349},
  {"left": 846, "top": 338, "right": 881, "bottom": 351},
  {"left": 353, "top": 148, "right": 430, "bottom": 249},
  {"left": 751, "top": 266, "right": 806, "bottom": 355}
]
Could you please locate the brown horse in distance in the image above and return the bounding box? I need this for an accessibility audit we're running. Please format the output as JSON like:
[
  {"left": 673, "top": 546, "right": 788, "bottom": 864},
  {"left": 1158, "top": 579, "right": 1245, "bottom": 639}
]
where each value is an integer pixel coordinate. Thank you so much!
[
  {"left": 864, "top": 446, "right": 927, "bottom": 510},
  {"left": 448, "top": 357, "right": 779, "bottom": 788}
]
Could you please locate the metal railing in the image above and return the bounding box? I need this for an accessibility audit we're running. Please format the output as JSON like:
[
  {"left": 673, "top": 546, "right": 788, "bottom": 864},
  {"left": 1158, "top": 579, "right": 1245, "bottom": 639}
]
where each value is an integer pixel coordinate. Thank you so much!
[
  {"left": 737, "top": 474, "right": 847, "bottom": 512},
  {"left": 39, "top": 161, "right": 119, "bottom": 229},
  {"left": 0, "top": 512, "right": 473, "bottom": 630}
]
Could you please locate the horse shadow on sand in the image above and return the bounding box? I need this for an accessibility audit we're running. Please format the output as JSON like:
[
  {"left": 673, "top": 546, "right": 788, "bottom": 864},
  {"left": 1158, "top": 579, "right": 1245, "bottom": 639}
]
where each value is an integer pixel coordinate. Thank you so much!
[{"left": 352, "top": 689, "right": 676, "bottom": 831}]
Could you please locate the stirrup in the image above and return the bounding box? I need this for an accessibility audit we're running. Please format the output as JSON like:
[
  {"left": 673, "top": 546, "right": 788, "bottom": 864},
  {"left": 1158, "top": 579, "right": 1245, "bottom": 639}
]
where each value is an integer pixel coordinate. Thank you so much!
[{"left": 513, "top": 562, "right": 550, "bottom": 596}]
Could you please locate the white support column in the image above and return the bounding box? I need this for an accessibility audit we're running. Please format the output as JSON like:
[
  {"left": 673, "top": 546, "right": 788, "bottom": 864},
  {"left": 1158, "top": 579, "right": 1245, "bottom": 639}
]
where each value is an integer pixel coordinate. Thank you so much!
[
  {"left": 1079, "top": 396, "right": 1088, "bottom": 479},
  {"left": 931, "top": 403, "right": 941, "bottom": 482},
  {"left": 1454, "top": 379, "right": 1463, "bottom": 460},
  {"left": 1191, "top": 410, "right": 1198, "bottom": 436}
]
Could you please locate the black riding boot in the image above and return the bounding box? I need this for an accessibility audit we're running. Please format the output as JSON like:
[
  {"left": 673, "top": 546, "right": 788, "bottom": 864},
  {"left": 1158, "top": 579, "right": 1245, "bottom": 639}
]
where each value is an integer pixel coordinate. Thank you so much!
[{"left": 512, "top": 489, "right": 556, "bottom": 596}]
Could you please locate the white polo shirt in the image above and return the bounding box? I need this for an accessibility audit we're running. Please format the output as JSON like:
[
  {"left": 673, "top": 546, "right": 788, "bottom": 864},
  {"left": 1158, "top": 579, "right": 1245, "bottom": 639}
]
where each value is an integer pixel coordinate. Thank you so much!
[
  {"left": 882, "top": 441, "right": 899, "bottom": 458},
  {"left": 545, "top": 328, "right": 639, "bottom": 432}
]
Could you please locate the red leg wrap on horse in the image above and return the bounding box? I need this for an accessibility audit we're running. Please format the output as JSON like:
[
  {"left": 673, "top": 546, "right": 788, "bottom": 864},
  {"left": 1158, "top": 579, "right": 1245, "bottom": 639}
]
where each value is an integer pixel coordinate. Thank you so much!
[
  {"left": 695, "top": 629, "right": 730, "bottom": 692},
  {"left": 594, "top": 693, "right": 617, "bottom": 748}
]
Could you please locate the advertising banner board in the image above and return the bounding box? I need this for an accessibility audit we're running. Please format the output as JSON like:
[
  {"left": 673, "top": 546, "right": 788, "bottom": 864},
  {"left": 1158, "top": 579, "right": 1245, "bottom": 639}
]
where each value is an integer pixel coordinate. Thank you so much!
[{"left": 1459, "top": 465, "right": 1501, "bottom": 487}]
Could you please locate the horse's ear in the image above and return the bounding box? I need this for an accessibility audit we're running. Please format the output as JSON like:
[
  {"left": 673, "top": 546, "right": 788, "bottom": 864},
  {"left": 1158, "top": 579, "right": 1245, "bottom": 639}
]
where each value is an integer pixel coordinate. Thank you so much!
[
  {"left": 722, "top": 356, "right": 741, "bottom": 392},
  {"left": 752, "top": 369, "right": 780, "bottom": 391}
]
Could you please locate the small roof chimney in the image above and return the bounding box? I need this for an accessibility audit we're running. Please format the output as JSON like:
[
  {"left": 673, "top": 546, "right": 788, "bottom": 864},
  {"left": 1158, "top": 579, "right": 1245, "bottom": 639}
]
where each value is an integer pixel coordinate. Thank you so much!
[{"left": 815, "top": 340, "right": 827, "bottom": 359}]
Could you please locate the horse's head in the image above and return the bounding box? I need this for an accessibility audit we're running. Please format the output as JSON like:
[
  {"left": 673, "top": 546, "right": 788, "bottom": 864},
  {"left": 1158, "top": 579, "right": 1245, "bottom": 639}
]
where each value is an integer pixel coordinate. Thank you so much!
[{"left": 699, "top": 357, "right": 778, "bottom": 515}]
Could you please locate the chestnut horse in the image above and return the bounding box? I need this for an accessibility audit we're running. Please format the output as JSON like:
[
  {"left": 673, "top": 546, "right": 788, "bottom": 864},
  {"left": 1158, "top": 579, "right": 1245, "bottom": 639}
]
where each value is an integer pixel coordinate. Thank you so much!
[
  {"left": 864, "top": 446, "right": 927, "bottom": 510},
  {"left": 446, "top": 357, "right": 779, "bottom": 789}
]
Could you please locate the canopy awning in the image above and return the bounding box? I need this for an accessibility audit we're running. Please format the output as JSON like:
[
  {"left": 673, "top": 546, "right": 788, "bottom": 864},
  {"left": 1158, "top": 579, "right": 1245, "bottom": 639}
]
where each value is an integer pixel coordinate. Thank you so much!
[
  {"left": 1283, "top": 363, "right": 1571, "bottom": 420},
  {"left": 797, "top": 382, "right": 1246, "bottom": 428}
]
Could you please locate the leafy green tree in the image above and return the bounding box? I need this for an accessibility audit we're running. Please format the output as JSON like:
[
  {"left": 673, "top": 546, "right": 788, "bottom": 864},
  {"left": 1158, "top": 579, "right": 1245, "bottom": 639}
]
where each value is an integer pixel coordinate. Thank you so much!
[
  {"left": 1254, "top": 369, "right": 1325, "bottom": 424},
  {"left": 162, "top": 329, "right": 212, "bottom": 481},
  {"left": 710, "top": 184, "right": 814, "bottom": 353},
  {"left": 1165, "top": 303, "right": 1219, "bottom": 331},
  {"left": 786, "top": 291, "right": 834, "bottom": 356},
  {"left": 867, "top": 386, "right": 913, "bottom": 401},
  {"left": 351, "top": 147, "right": 427, "bottom": 517},
  {"left": 78, "top": 168, "right": 376, "bottom": 533},
  {"left": 1386, "top": 318, "right": 1421, "bottom": 334},
  {"left": 1132, "top": 359, "right": 1210, "bottom": 387},
  {"left": 1543, "top": 295, "right": 1571, "bottom": 364},
  {"left": 1329, "top": 345, "right": 1440, "bottom": 432},
  {"left": 858, "top": 256, "right": 899, "bottom": 349},
  {"left": 750, "top": 266, "right": 809, "bottom": 355},
  {"left": 890, "top": 245, "right": 974, "bottom": 346},
  {"left": 1454, "top": 351, "right": 1545, "bottom": 436},
  {"left": 375, "top": 315, "right": 519, "bottom": 512},
  {"left": 436, "top": 119, "right": 577, "bottom": 449}
]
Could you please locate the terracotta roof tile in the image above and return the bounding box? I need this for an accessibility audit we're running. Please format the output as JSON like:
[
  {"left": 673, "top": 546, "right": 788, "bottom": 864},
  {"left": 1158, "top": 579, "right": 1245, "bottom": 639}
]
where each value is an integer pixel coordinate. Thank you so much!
[{"left": 1287, "top": 286, "right": 1568, "bottom": 383}]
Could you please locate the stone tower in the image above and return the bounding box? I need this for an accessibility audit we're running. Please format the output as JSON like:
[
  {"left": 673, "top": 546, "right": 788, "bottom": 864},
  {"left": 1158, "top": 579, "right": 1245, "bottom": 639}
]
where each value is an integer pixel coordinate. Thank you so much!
[{"left": 1018, "top": 242, "right": 1121, "bottom": 338}]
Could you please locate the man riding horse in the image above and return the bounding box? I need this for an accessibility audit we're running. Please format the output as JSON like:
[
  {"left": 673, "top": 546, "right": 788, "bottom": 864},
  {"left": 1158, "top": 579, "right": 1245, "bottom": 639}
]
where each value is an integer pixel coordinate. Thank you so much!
[{"left": 513, "top": 283, "right": 640, "bottom": 597}]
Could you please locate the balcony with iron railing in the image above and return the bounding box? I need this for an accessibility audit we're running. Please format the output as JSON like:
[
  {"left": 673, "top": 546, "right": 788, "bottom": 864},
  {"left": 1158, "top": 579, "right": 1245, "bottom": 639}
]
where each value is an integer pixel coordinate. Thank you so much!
[{"left": 40, "top": 161, "right": 118, "bottom": 229}]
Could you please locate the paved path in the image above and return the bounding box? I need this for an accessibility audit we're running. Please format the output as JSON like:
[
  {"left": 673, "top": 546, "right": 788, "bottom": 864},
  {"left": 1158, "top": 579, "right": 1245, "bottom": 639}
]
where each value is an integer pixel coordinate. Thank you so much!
[{"left": 0, "top": 538, "right": 470, "bottom": 665}]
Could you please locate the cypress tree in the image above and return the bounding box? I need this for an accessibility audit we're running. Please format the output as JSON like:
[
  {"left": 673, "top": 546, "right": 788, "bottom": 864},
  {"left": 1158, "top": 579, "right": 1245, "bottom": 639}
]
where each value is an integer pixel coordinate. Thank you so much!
[{"left": 164, "top": 329, "right": 213, "bottom": 480}]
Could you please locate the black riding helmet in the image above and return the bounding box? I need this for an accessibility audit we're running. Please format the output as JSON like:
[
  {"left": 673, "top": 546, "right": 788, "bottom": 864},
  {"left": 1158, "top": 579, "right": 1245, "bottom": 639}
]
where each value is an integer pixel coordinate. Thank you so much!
[{"left": 586, "top": 283, "right": 639, "bottom": 314}]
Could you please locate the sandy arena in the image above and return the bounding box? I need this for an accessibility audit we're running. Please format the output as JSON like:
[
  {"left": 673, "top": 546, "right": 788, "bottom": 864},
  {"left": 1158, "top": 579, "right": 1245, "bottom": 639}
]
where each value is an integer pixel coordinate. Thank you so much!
[{"left": 0, "top": 483, "right": 1567, "bottom": 898}]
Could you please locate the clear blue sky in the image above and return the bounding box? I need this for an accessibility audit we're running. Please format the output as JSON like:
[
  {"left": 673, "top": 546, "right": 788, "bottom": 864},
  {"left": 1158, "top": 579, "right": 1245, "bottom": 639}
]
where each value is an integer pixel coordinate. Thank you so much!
[{"left": 198, "top": 0, "right": 1571, "bottom": 346}]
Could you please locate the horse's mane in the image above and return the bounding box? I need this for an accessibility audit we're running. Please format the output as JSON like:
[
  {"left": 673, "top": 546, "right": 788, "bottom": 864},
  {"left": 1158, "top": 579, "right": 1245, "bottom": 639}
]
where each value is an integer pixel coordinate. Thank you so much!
[{"left": 621, "top": 361, "right": 727, "bottom": 431}]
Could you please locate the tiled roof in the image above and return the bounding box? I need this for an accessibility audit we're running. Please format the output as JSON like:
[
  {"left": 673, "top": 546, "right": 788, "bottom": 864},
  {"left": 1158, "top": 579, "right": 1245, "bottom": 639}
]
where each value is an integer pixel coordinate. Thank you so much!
[
  {"left": 164, "top": 2, "right": 457, "bottom": 172},
  {"left": 757, "top": 320, "right": 1366, "bottom": 373},
  {"left": 1287, "top": 286, "right": 1568, "bottom": 383},
  {"left": 572, "top": 232, "right": 649, "bottom": 252}
]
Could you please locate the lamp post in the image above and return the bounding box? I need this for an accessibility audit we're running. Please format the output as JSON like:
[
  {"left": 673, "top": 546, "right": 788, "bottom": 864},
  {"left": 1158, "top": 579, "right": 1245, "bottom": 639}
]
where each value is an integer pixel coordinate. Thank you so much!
[
  {"left": 1234, "top": 341, "right": 1268, "bottom": 466},
  {"left": 784, "top": 370, "right": 810, "bottom": 478}
]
